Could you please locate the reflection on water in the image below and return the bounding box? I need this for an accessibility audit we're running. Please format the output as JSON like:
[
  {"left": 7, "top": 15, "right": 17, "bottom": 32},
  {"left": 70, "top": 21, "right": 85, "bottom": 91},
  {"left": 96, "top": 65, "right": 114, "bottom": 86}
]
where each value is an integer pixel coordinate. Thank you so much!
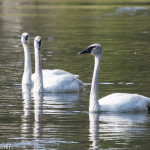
[
  {"left": 20, "top": 85, "right": 84, "bottom": 149},
  {"left": 21, "top": 87, "right": 150, "bottom": 150},
  {"left": 89, "top": 113, "right": 99, "bottom": 149},
  {"left": 33, "top": 92, "right": 43, "bottom": 150},
  {"left": 21, "top": 86, "right": 44, "bottom": 149},
  {"left": 21, "top": 85, "right": 33, "bottom": 149},
  {"left": 33, "top": 92, "right": 43, "bottom": 139},
  {"left": 115, "top": 7, "right": 148, "bottom": 15},
  {"left": 89, "top": 112, "right": 150, "bottom": 149},
  {"left": 0, "top": 0, "right": 150, "bottom": 149},
  {"left": 43, "top": 92, "right": 82, "bottom": 114},
  {"left": 21, "top": 85, "right": 32, "bottom": 139}
]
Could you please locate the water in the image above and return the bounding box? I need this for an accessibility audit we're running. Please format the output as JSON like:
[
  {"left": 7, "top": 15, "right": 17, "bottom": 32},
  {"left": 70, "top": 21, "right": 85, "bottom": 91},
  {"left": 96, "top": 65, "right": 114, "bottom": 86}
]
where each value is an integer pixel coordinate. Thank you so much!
[{"left": 0, "top": 0, "right": 150, "bottom": 149}]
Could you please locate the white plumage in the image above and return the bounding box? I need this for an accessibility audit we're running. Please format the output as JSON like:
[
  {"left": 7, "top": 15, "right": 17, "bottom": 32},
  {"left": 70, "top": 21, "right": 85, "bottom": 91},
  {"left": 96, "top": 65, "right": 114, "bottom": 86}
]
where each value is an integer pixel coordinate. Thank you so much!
[
  {"left": 21, "top": 33, "right": 84, "bottom": 93},
  {"left": 21, "top": 32, "right": 32, "bottom": 85},
  {"left": 78, "top": 44, "right": 150, "bottom": 112},
  {"left": 32, "top": 36, "right": 84, "bottom": 93},
  {"left": 99, "top": 93, "right": 150, "bottom": 112},
  {"left": 32, "top": 69, "right": 84, "bottom": 92}
]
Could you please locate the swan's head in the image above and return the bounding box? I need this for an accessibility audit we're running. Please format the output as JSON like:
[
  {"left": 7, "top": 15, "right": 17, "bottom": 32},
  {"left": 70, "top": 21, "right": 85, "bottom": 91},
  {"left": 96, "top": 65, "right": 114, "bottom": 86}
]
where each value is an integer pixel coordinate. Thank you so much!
[
  {"left": 34, "top": 36, "right": 42, "bottom": 50},
  {"left": 78, "top": 43, "right": 103, "bottom": 56},
  {"left": 21, "top": 32, "right": 30, "bottom": 44}
]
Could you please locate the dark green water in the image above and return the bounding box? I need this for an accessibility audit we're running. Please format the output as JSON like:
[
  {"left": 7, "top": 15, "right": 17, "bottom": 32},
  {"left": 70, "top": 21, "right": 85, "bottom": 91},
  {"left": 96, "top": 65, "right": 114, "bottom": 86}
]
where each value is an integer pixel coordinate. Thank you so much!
[{"left": 0, "top": 0, "right": 150, "bottom": 149}]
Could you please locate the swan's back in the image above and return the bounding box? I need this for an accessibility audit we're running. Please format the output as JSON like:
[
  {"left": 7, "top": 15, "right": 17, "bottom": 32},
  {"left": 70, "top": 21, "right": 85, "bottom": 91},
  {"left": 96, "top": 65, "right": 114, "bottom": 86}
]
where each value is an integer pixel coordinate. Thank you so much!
[
  {"left": 32, "top": 69, "right": 84, "bottom": 92},
  {"left": 42, "top": 69, "right": 72, "bottom": 76},
  {"left": 99, "top": 93, "right": 150, "bottom": 112}
]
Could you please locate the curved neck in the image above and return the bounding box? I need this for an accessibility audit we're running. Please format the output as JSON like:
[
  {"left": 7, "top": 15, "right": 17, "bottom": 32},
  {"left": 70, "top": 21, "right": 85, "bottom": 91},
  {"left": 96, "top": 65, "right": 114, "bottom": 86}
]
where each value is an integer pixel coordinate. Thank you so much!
[
  {"left": 22, "top": 44, "right": 32, "bottom": 84},
  {"left": 33, "top": 48, "right": 43, "bottom": 92},
  {"left": 89, "top": 55, "right": 102, "bottom": 112}
]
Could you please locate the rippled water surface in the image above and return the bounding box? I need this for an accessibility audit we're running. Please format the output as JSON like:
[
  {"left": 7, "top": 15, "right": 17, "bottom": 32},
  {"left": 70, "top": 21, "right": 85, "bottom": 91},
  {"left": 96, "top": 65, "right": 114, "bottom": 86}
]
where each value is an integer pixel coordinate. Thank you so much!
[{"left": 0, "top": 0, "right": 150, "bottom": 149}]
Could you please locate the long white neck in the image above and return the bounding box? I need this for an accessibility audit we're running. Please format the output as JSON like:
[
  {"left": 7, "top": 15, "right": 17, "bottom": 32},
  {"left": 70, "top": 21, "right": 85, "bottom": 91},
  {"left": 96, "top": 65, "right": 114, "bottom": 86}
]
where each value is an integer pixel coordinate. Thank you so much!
[
  {"left": 22, "top": 44, "right": 32, "bottom": 85},
  {"left": 89, "top": 55, "right": 102, "bottom": 112},
  {"left": 33, "top": 48, "right": 43, "bottom": 92}
]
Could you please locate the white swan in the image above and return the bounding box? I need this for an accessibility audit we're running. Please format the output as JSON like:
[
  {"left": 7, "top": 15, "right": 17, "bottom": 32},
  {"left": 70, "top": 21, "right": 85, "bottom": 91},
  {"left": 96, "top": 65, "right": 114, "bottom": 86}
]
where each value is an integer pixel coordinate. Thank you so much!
[
  {"left": 32, "top": 36, "right": 84, "bottom": 93},
  {"left": 21, "top": 32, "right": 32, "bottom": 85},
  {"left": 78, "top": 44, "right": 150, "bottom": 112}
]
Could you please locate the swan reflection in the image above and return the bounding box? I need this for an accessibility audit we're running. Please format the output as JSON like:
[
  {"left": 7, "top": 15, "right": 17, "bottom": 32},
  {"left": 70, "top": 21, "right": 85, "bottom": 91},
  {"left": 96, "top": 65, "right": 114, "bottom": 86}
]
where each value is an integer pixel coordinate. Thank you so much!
[
  {"left": 21, "top": 86, "right": 84, "bottom": 149},
  {"left": 89, "top": 112, "right": 149, "bottom": 149},
  {"left": 33, "top": 92, "right": 43, "bottom": 139},
  {"left": 43, "top": 92, "right": 83, "bottom": 114},
  {"left": 21, "top": 87, "right": 81, "bottom": 135},
  {"left": 21, "top": 85, "right": 44, "bottom": 149},
  {"left": 89, "top": 113, "right": 100, "bottom": 149},
  {"left": 21, "top": 85, "right": 32, "bottom": 138}
]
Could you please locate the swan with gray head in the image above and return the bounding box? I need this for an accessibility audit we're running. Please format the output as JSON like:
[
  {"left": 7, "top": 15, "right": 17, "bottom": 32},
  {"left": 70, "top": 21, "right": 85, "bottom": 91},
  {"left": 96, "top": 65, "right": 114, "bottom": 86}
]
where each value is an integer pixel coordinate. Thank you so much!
[
  {"left": 32, "top": 36, "right": 84, "bottom": 93},
  {"left": 78, "top": 44, "right": 150, "bottom": 112},
  {"left": 21, "top": 32, "right": 32, "bottom": 85}
]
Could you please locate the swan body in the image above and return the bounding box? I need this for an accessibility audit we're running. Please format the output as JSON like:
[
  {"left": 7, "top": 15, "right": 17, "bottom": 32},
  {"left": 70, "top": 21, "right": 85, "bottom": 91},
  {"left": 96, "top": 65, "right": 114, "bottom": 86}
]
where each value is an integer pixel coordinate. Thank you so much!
[
  {"left": 99, "top": 93, "right": 150, "bottom": 112},
  {"left": 33, "top": 36, "right": 84, "bottom": 93},
  {"left": 78, "top": 44, "right": 150, "bottom": 112},
  {"left": 32, "top": 69, "right": 84, "bottom": 92}
]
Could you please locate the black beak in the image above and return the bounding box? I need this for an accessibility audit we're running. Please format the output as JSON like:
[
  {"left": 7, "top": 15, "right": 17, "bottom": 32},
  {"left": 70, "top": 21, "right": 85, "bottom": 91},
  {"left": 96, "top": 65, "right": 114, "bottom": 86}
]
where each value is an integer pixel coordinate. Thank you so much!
[
  {"left": 78, "top": 48, "right": 90, "bottom": 55},
  {"left": 39, "top": 39, "right": 42, "bottom": 48},
  {"left": 78, "top": 45, "right": 96, "bottom": 55},
  {"left": 78, "top": 47, "right": 91, "bottom": 55},
  {"left": 25, "top": 35, "right": 28, "bottom": 41},
  {"left": 36, "top": 39, "right": 42, "bottom": 50}
]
